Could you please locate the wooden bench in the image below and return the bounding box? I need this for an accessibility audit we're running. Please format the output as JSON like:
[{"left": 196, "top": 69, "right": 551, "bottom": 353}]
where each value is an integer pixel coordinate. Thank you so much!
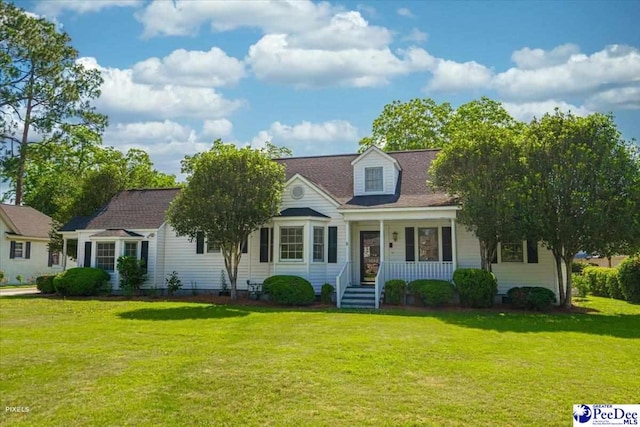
[{"left": 246, "top": 280, "right": 263, "bottom": 300}]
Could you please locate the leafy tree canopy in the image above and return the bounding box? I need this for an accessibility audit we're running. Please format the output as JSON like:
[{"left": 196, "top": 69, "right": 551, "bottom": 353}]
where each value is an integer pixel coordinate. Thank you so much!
[{"left": 167, "top": 140, "right": 286, "bottom": 299}]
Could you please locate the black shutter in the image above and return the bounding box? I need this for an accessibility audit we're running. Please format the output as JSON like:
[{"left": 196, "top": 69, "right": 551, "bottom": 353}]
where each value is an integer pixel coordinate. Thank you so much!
[
  {"left": 196, "top": 231, "right": 204, "bottom": 254},
  {"left": 48, "top": 250, "right": 53, "bottom": 267},
  {"left": 259, "top": 228, "right": 269, "bottom": 263},
  {"left": 328, "top": 226, "right": 337, "bottom": 264},
  {"left": 9, "top": 241, "right": 16, "bottom": 259},
  {"left": 84, "top": 242, "right": 92, "bottom": 267},
  {"left": 141, "top": 241, "right": 149, "bottom": 272},
  {"left": 269, "top": 228, "right": 274, "bottom": 262},
  {"left": 242, "top": 237, "right": 248, "bottom": 254},
  {"left": 25, "top": 242, "right": 31, "bottom": 259},
  {"left": 491, "top": 245, "right": 498, "bottom": 264},
  {"left": 527, "top": 240, "right": 538, "bottom": 264},
  {"left": 442, "top": 226, "right": 452, "bottom": 262},
  {"left": 405, "top": 227, "right": 415, "bottom": 262}
]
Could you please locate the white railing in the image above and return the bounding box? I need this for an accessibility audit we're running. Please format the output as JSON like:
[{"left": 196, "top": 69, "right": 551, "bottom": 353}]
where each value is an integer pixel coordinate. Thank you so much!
[
  {"left": 374, "top": 261, "right": 385, "bottom": 309},
  {"left": 384, "top": 262, "right": 454, "bottom": 283},
  {"left": 336, "top": 262, "right": 351, "bottom": 308}
]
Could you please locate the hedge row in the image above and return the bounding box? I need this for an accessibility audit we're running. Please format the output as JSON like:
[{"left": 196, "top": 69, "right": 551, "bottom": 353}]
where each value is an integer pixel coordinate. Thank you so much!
[{"left": 579, "top": 256, "right": 640, "bottom": 303}]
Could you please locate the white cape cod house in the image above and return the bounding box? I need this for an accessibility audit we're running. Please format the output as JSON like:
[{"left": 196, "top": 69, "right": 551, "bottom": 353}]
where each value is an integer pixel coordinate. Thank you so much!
[{"left": 60, "top": 147, "right": 560, "bottom": 308}]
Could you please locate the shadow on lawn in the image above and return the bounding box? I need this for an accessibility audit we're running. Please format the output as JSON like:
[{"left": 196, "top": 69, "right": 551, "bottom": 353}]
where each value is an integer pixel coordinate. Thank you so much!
[{"left": 118, "top": 305, "right": 250, "bottom": 321}]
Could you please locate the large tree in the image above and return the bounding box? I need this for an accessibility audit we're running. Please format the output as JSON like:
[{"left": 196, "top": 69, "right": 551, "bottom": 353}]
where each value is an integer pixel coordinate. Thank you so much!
[
  {"left": 523, "top": 110, "right": 640, "bottom": 308},
  {"left": 430, "top": 98, "right": 525, "bottom": 271},
  {"left": 359, "top": 98, "right": 453, "bottom": 152},
  {"left": 166, "top": 140, "right": 285, "bottom": 299},
  {"left": 0, "top": 1, "right": 107, "bottom": 204}
]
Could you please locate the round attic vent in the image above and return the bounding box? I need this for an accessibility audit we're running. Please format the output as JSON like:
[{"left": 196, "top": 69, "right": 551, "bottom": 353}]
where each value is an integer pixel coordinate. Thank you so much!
[{"left": 291, "top": 185, "right": 305, "bottom": 199}]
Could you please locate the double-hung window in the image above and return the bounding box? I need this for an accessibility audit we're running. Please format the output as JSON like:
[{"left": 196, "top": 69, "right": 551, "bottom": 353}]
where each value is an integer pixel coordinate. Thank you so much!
[
  {"left": 364, "top": 167, "right": 383, "bottom": 192},
  {"left": 280, "top": 227, "right": 304, "bottom": 261},
  {"left": 13, "top": 242, "right": 24, "bottom": 258},
  {"left": 124, "top": 242, "right": 137, "bottom": 258},
  {"left": 501, "top": 242, "right": 524, "bottom": 262},
  {"left": 96, "top": 242, "right": 116, "bottom": 271},
  {"left": 418, "top": 228, "right": 439, "bottom": 261},
  {"left": 313, "top": 227, "right": 324, "bottom": 262}
]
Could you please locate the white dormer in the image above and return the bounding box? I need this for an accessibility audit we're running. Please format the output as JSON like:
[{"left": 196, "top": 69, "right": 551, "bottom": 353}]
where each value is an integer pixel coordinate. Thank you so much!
[{"left": 351, "top": 146, "right": 401, "bottom": 196}]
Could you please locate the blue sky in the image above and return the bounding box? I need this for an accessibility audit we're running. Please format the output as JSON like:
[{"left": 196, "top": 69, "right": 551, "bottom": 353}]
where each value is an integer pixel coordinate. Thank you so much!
[{"left": 15, "top": 0, "right": 640, "bottom": 177}]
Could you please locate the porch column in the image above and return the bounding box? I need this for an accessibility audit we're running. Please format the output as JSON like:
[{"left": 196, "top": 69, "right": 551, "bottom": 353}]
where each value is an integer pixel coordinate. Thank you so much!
[
  {"left": 379, "top": 219, "right": 385, "bottom": 264},
  {"left": 450, "top": 218, "right": 457, "bottom": 273},
  {"left": 345, "top": 221, "right": 351, "bottom": 264},
  {"left": 62, "top": 238, "right": 68, "bottom": 270}
]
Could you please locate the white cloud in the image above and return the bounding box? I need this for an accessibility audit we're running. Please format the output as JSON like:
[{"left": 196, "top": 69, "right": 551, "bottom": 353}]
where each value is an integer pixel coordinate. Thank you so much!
[
  {"left": 35, "top": 0, "right": 142, "bottom": 16},
  {"left": 502, "top": 100, "right": 592, "bottom": 122},
  {"left": 511, "top": 43, "right": 580, "bottom": 70},
  {"left": 136, "top": 0, "right": 337, "bottom": 38},
  {"left": 493, "top": 44, "right": 640, "bottom": 101},
  {"left": 585, "top": 86, "right": 640, "bottom": 111},
  {"left": 397, "top": 8, "right": 414, "bottom": 18},
  {"left": 289, "top": 11, "right": 392, "bottom": 50},
  {"left": 403, "top": 28, "right": 428, "bottom": 43},
  {"left": 246, "top": 35, "right": 432, "bottom": 87},
  {"left": 426, "top": 59, "right": 493, "bottom": 92},
  {"left": 131, "top": 47, "right": 246, "bottom": 88},
  {"left": 250, "top": 120, "right": 359, "bottom": 155},
  {"left": 78, "top": 57, "right": 244, "bottom": 121},
  {"left": 202, "top": 119, "right": 233, "bottom": 139}
]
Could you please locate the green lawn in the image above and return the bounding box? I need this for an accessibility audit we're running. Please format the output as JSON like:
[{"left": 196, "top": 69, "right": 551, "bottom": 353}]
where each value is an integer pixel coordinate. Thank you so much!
[{"left": 1, "top": 296, "right": 638, "bottom": 426}]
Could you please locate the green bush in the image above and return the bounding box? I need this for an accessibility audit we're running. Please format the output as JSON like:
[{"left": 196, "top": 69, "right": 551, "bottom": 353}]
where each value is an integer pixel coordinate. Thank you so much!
[
  {"left": 408, "top": 279, "right": 454, "bottom": 307},
  {"left": 583, "top": 266, "right": 609, "bottom": 297},
  {"left": 572, "top": 262, "right": 588, "bottom": 274},
  {"left": 618, "top": 256, "right": 640, "bottom": 303},
  {"left": 572, "top": 274, "right": 590, "bottom": 298},
  {"left": 263, "top": 275, "right": 315, "bottom": 306},
  {"left": 507, "top": 287, "right": 557, "bottom": 311},
  {"left": 603, "top": 268, "right": 623, "bottom": 300},
  {"left": 165, "top": 271, "right": 183, "bottom": 296},
  {"left": 116, "top": 256, "right": 147, "bottom": 296},
  {"left": 384, "top": 279, "right": 407, "bottom": 305},
  {"left": 453, "top": 268, "right": 498, "bottom": 308},
  {"left": 53, "top": 267, "right": 110, "bottom": 296},
  {"left": 36, "top": 275, "right": 57, "bottom": 294},
  {"left": 321, "top": 283, "right": 334, "bottom": 304}
]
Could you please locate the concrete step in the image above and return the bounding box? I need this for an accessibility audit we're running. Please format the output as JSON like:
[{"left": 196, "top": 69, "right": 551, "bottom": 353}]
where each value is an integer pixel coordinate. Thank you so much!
[{"left": 341, "top": 301, "right": 376, "bottom": 309}]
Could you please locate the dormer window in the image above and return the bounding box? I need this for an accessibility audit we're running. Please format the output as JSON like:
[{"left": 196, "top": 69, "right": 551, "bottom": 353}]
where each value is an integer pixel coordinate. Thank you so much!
[{"left": 365, "top": 167, "right": 383, "bottom": 192}]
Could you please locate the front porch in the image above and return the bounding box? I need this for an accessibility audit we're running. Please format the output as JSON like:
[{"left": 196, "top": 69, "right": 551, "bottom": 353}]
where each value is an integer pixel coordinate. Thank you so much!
[{"left": 335, "top": 208, "right": 459, "bottom": 308}]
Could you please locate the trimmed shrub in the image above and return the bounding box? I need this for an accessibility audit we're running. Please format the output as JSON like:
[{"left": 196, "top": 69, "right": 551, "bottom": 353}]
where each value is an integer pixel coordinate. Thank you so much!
[
  {"left": 36, "top": 275, "right": 57, "bottom": 294},
  {"left": 618, "top": 256, "right": 640, "bottom": 303},
  {"left": 603, "top": 268, "right": 623, "bottom": 300},
  {"left": 453, "top": 268, "right": 498, "bottom": 308},
  {"left": 53, "top": 267, "right": 110, "bottom": 296},
  {"left": 571, "top": 262, "right": 588, "bottom": 274},
  {"left": 572, "top": 274, "right": 590, "bottom": 298},
  {"left": 321, "top": 283, "right": 334, "bottom": 304},
  {"left": 408, "top": 279, "right": 454, "bottom": 307},
  {"left": 263, "top": 275, "right": 315, "bottom": 306},
  {"left": 583, "top": 266, "right": 609, "bottom": 297},
  {"left": 507, "top": 286, "right": 557, "bottom": 311},
  {"left": 384, "top": 279, "right": 407, "bottom": 305},
  {"left": 117, "top": 256, "right": 147, "bottom": 296}
]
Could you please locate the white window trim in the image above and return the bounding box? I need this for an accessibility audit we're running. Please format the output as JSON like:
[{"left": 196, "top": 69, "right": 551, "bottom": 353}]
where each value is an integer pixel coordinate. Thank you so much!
[
  {"left": 499, "top": 241, "right": 526, "bottom": 263},
  {"left": 364, "top": 166, "right": 384, "bottom": 193},
  {"left": 123, "top": 241, "right": 138, "bottom": 258},
  {"left": 417, "top": 226, "right": 440, "bottom": 262},
  {"left": 12, "top": 241, "right": 25, "bottom": 259},
  {"left": 312, "top": 226, "right": 325, "bottom": 263},
  {"left": 95, "top": 241, "right": 116, "bottom": 271},
  {"left": 279, "top": 225, "right": 305, "bottom": 262}
]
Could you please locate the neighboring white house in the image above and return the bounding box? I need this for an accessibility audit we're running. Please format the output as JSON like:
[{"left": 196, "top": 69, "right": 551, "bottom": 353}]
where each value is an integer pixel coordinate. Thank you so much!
[
  {"left": 0, "top": 204, "right": 64, "bottom": 283},
  {"left": 60, "top": 147, "right": 560, "bottom": 308}
]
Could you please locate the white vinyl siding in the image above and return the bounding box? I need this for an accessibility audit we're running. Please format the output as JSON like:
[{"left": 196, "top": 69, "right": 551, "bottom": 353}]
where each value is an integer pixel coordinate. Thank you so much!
[{"left": 352, "top": 149, "right": 398, "bottom": 196}]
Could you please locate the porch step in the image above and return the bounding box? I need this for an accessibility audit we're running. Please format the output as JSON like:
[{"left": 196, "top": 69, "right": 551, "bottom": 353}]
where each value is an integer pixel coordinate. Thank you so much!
[{"left": 341, "top": 286, "right": 376, "bottom": 309}]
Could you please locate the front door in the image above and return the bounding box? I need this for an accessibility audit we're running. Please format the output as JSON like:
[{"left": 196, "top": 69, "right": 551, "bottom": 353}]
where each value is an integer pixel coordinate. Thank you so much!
[{"left": 360, "top": 231, "right": 380, "bottom": 285}]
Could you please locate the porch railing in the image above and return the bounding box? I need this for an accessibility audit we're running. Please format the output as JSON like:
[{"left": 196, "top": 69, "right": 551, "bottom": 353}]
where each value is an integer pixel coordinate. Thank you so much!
[
  {"left": 336, "top": 262, "right": 351, "bottom": 308},
  {"left": 374, "top": 261, "right": 385, "bottom": 309},
  {"left": 384, "top": 261, "right": 454, "bottom": 283}
]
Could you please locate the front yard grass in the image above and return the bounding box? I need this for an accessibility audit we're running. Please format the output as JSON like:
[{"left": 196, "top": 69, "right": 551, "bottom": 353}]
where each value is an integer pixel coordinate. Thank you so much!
[{"left": 1, "top": 295, "right": 638, "bottom": 426}]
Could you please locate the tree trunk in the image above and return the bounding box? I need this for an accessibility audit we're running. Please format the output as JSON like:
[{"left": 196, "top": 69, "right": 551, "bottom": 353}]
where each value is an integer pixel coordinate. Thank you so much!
[
  {"left": 15, "top": 72, "right": 34, "bottom": 206},
  {"left": 607, "top": 256, "right": 612, "bottom": 268},
  {"left": 479, "top": 240, "right": 493, "bottom": 272},
  {"left": 554, "top": 254, "right": 565, "bottom": 306},
  {"left": 563, "top": 256, "right": 573, "bottom": 309}
]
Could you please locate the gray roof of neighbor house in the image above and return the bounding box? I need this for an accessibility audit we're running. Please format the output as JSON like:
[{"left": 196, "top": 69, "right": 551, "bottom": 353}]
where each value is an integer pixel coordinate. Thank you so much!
[
  {"left": 60, "top": 188, "right": 181, "bottom": 232},
  {"left": 276, "top": 149, "right": 455, "bottom": 209},
  {"left": 0, "top": 204, "right": 53, "bottom": 239}
]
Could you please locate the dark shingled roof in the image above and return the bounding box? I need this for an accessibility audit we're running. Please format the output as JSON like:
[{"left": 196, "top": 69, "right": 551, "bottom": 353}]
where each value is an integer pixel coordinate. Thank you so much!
[
  {"left": 61, "top": 188, "right": 182, "bottom": 231},
  {"left": 279, "top": 208, "right": 330, "bottom": 218},
  {"left": 0, "top": 204, "right": 53, "bottom": 239},
  {"left": 276, "top": 149, "right": 454, "bottom": 209},
  {"left": 90, "top": 229, "right": 144, "bottom": 238}
]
